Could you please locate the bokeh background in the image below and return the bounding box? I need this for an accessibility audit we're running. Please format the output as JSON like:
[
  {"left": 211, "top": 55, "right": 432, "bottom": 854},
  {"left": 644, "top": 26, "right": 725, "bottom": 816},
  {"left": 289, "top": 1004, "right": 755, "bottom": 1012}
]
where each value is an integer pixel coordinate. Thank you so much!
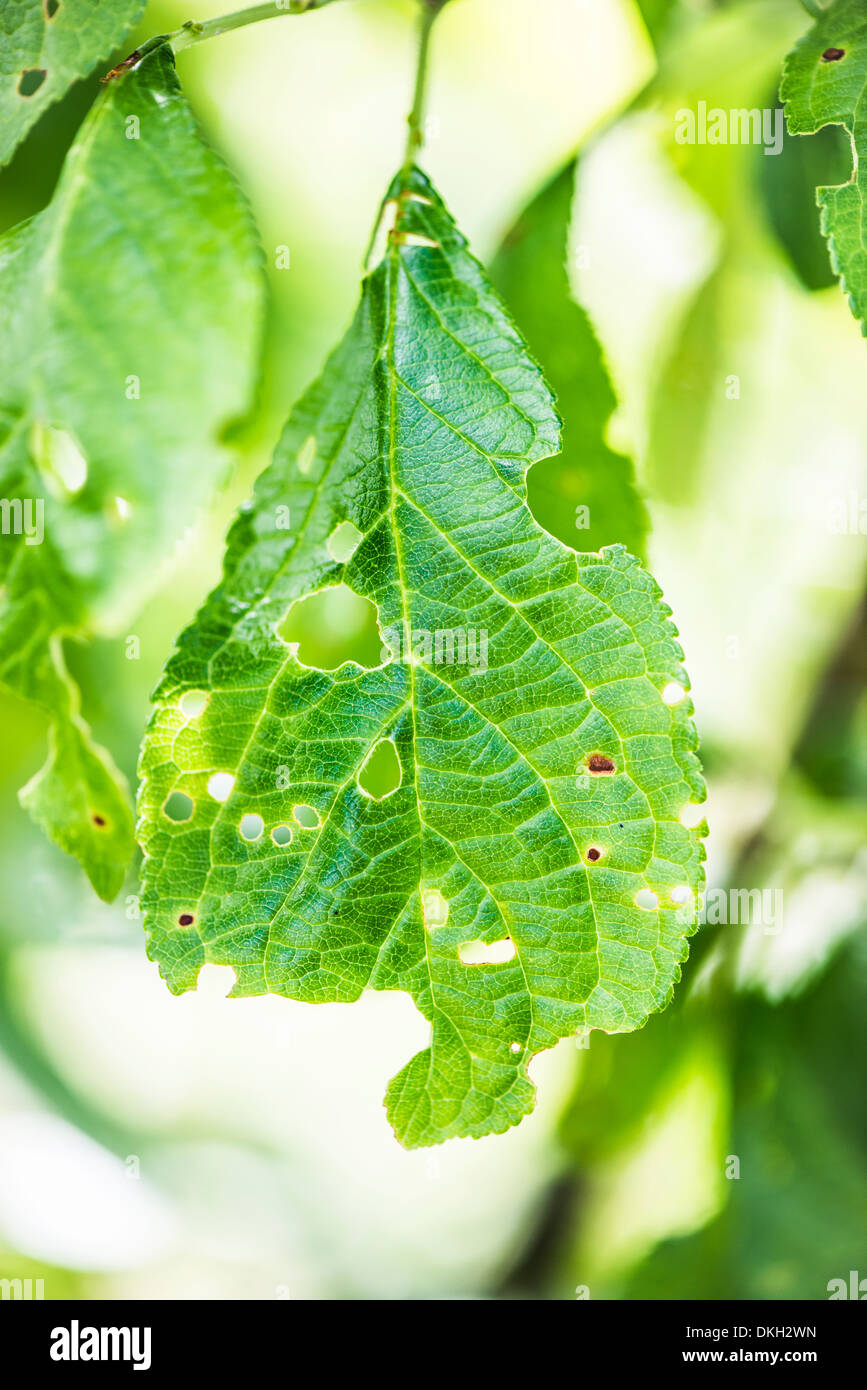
[{"left": 1, "top": 0, "right": 865, "bottom": 1299}]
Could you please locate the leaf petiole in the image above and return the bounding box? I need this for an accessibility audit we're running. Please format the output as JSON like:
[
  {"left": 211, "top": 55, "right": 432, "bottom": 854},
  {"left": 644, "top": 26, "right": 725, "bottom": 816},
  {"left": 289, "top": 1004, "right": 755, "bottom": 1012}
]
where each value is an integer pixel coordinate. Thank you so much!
[
  {"left": 169, "top": 0, "right": 349, "bottom": 54},
  {"left": 403, "top": 1, "right": 449, "bottom": 172}
]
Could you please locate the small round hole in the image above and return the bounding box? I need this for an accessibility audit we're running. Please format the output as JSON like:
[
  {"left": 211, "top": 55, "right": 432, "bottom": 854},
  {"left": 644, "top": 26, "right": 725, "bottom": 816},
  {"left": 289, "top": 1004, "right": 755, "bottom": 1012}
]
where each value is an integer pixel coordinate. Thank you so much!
[
  {"left": 662, "top": 682, "right": 686, "bottom": 706},
  {"left": 163, "top": 791, "right": 194, "bottom": 823},
  {"left": 635, "top": 888, "right": 659, "bottom": 911},
  {"left": 271, "top": 824, "right": 293, "bottom": 846},
  {"left": 293, "top": 804, "right": 319, "bottom": 829},
  {"left": 239, "top": 813, "right": 264, "bottom": 842},
  {"left": 18, "top": 69, "right": 47, "bottom": 97},
  {"left": 509, "top": 1042, "right": 522, "bottom": 1055},
  {"left": 671, "top": 885, "right": 692, "bottom": 905},
  {"left": 327, "top": 520, "right": 363, "bottom": 563},
  {"left": 207, "top": 772, "right": 235, "bottom": 803},
  {"left": 180, "top": 689, "right": 209, "bottom": 718}
]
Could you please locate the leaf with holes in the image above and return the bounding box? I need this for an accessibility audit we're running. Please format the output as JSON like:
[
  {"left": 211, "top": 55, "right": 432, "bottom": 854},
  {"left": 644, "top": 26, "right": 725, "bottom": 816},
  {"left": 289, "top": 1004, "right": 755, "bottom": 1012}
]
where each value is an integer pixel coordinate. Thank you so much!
[
  {"left": 138, "top": 166, "right": 705, "bottom": 1148},
  {"left": 0, "top": 0, "right": 146, "bottom": 166},
  {"left": 491, "top": 160, "right": 647, "bottom": 557},
  {"left": 782, "top": 0, "right": 867, "bottom": 333},
  {"left": 0, "top": 42, "right": 264, "bottom": 897}
]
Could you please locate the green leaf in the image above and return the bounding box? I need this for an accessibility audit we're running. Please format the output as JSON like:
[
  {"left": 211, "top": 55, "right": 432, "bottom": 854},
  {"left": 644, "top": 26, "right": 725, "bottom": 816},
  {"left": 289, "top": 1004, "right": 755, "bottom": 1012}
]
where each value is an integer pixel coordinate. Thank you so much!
[
  {"left": 139, "top": 167, "right": 704, "bottom": 1148},
  {"left": 0, "top": 43, "right": 264, "bottom": 897},
  {"left": 781, "top": 0, "right": 867, "bottom": 331},
  {"left": 490, "top": 161, "right": 648, "bottom": 558},
  {"left": 0, "top": 0, "right": 146, "bottom": 167}
]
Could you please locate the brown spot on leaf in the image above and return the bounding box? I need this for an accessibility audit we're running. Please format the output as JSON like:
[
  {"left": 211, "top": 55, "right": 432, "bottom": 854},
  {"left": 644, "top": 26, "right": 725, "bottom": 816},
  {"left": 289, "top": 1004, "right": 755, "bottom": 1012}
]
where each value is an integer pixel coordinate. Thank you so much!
[
  {"left": 178, "top": 912, "right": 194, "bottom": 926},
  {"left": 92, "top": 814, "right": 106, "bottom": 827},
  {"left": 587, "top": 753, "right": 616, "bottom": 774},
  {"left": 821, "top": 48, "right": 845, "bottom": 62},
  {"left": 586, "top": 847, "right": 603, "bottom": 862}
]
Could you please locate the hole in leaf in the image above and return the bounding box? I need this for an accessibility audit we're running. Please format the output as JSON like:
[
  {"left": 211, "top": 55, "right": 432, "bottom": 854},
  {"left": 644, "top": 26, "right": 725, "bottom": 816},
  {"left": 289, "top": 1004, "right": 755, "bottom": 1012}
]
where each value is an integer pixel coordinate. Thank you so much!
[
  {"left": 821, "top": 47, "right": 845, "bottom": 62},
  {"left": 44, "top": 0, "right": 60, "bottom": 17},
  {"left": 586, "top": 846, "right": 603, "bottom": 862},
  {"left": 459, "top": 938, "right": 516, "bottom": 965},
  {"left": 679, "top": 803, "right": 706, "bottom": 829},
  {"left": 92, "top": 814, "right": 106, "bottom": 828},
  {"left": 293, "top": 804, "right": 319, "bottom": 829},
  {"left": 163, "top": 791, "right": 194, "bottom": 822},
  {"left": 297, "top": 435, "right": 316, "bottom": 475},
  {"left": 662, "top": 681, "right": 686, "bottom": 706},
  {"left": 586, "top": 752, "right": 615, "bottom": 775},
  {"left": 180, "top": 689, "right": 209, "bottom": 718},
  {"left": 671, "top": 885, "right": 692, "bottom": 905},
  {"left": 509, "top": 1042, "right": 522, "bottom": 1054},
  {"left": 422, "top": 888, "right": 449, "bottom": 928},
  {"left": 178, "top": 912, "right": 195, "bottom": 927},
  {"left": 18, "top": 69, "right": 47, "bottom": 97},
  {"left": 327, "top": 520, "right": 363, "bottom": 564},
  {"left": 358, "top": 739, "right": 401, "bottom": 799},
  {"left": 278, "top": 585, "right": 382, "bottom": 670},
  {"left": 635, "top": 889, "right": 659, "bottom": 911},
  {"left": 271, "top": 824, "right": 293, "bottom": 846},
  {"left": 239, "top": 813, "right": 264, "bottom": 841},
  {"left": 207, "top": 772, "right": 235, "bottom": 803}
]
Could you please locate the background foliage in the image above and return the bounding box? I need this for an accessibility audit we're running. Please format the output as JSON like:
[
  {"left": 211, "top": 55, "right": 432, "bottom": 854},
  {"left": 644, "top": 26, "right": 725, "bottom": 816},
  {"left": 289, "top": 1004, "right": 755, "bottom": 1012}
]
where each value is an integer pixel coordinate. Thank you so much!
[{"left": 0, "top": 0, "right": 864, "bottom": 1298}]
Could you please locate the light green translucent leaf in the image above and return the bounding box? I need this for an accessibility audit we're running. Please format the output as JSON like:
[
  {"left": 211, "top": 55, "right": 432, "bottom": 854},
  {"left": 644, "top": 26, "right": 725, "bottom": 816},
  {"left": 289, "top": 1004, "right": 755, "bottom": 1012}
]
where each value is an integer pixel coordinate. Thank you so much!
[
  {"left": 139, "top": 167, "right": 704, "bottom": 1148},
  {"left": 491, "top": 161, "right": 648, "bottom": 558},
  {"left": 0, "top": 0, "right": 145, "bottom": 166},
  {"left": 0, "top": 43, "right": 264, "bottom": 897},
  {"left": 782, "top": 0, "right": 867, "bottom": 332}
]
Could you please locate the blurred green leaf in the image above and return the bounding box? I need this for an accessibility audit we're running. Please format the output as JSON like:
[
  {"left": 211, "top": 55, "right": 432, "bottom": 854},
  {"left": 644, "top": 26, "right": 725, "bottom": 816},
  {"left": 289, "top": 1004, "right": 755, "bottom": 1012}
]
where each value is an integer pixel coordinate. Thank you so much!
[
  {"left": 0, "top": 43, "right": 264, "bottom": 896},
  {"left": 491, "top": 161, "right": 648, "bottom": 557},
  {"left": 620, "top": 939, "right": 867, "bottom": 1299},
  {"left": 139, "top": 165, "right": 704, "bottom": 1149},
  {"left": 782, "top": 0, "right": 867, "bottom": 331},
  {"left": 760, "top": 101, "right": 850, "bottom": 291},
  {"left": 0, "top": 0, "right": 145, "bottom": 167}
]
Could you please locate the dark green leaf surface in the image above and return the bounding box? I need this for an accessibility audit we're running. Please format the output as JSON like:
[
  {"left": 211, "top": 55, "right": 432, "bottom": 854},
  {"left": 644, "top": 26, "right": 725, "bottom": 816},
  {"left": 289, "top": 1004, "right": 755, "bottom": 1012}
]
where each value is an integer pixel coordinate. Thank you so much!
[
  {"left": 0, "top": 0, "right": 145, "bottom": 166},
  {"left": 782, "top": 0, "right": 867, "bottom": 331},
  {"left": 0, "top": 44, "right": 264, "bottom": 896},
  {"left": 491, "top": 161, "right": 648, "bottom": 558},
  {"left": 139, "top": 168, "right": 704, "bottom": 1148}
]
